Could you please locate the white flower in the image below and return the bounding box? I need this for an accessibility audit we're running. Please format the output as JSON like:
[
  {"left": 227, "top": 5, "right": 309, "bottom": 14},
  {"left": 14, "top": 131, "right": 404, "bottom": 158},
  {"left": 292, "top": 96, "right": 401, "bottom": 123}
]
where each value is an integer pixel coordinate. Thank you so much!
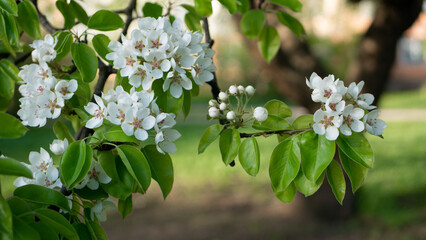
[
  {"left": 245, "top": 85, "right": 255, "bottom": 96},
  {"left": 145, "top": 52, "right": 171, "bottom": 79},
  {"left": 155, "top": 112, "right": 176, "bottom": 130},
  {"left": 324, "top": 94, "right": 345, "bottom": 115},
  {"left": 313, "top": 109, "right": 342, "bottom": 141},
  {"left": 218, "top": 92, "right": 228, "bottom": 102},
  {"left": 345, "top": 81, "right": 376, "bottom": 110},
  {"left": 340, "top": 105, "right": 365, "bottom": 136},
  {"left": 129, "top": 65, "right": 153, "bottom": 89},
  {"left": 121, "top": 108, "right": 156, "bottom": 141},
  {"left": 363, "top": 110, "right": 387, "bottom": 136},
  {"left": 253, "top": 107, "right": 268, "bottom": 122},
  {"left": 226, "top": 111, "right": 236, "bottom": 120},
  {"left": 219, "top": 102, "right": 227, "bottom": 111},
  {"left": 30, "top": 34, "right": 57, "bottom": 63},
  {"left": 208, "top": 107, "right": 220, "bottom": 118},
  {"left": 102, "top": 86, "right": 125, "bottom": 103},
  {"left": 106, "top": 35, "right": 138, "bottom": 72},
  {"left": 208, "top": 99, "right": 217, "bottom": 107},
  {"left": 306, "top": 72, "right": 322, "bottom": 90},
  {"left": 36, "top": 90, "right": 64, "bottom": 119},
  {"left": 311, "top": 74, "right": 339, "bottom": 103},
  {"left": 50, "top": 139, "right": 69, "bottom": 155},
  {"left": 75, "top": 161, "right": 111, "bottom": 190},
  {"left": 228, "top": 85, "right": 238, "bottom": 95},
  {"left": 90, "top": 198, "right": 116, "bottom": 222},
  {"left": 17, "top": 98, "right": 47, "bottom": 127},
  {"left": 130, "top": 89, "right": 154, "bottom": 109},
  {"left": 155, "top": 128, "right": 181, "bottom": 154},
  {"left": 55, "top": 80, "right": 78, "bottom": 100},
  {"left": 163, "top": 70, "right": 192, "bottom": 98},
  {"left": 84, "top": 95, "right": 106, "bottom": 129}
]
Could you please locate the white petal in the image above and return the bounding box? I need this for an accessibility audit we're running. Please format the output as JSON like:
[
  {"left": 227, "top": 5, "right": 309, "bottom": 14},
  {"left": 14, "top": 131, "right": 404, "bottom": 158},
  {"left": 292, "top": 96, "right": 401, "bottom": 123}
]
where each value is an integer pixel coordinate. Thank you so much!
[
  {"left": 325, "top": 127, "right": 339, "bottom": 141},
  {"left": 159, "top": 141, "right": 177, "bottom": 153},
  {"left": 86, "top": 117, "right": 102, "bottom": 129},
  {"left": 134, "top": 128, "right": 148, "bottom": 141},
  {"left": 340, "top": 124, "right": 352, "bottom": 136},
  {"left": 142, "top": 116, "right": 156, "bottom": 130},
  {"left": 351, "top": 120, "right": 365, "bottom": 132},
  {"left": 313, "top": 123, "right": 325, "bottom": 135},
  {"left": 169, "top": 83, "right": 182, "bottom": 98},
  {"left": 121, "top": 123, "right": 134, "bottom": 136}
]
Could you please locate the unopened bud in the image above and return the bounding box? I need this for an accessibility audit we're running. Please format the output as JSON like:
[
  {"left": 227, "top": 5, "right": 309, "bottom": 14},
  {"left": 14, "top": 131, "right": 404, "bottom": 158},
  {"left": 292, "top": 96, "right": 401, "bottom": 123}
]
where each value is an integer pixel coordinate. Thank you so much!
[
  {"left": 226, "top": 111, "right": 236, "bottom": 120},
  {"left": 218, "top": 92, "right": 228, "bottom": 102},
  {"left": 208, "top": 107, "right": 220, "bottom": 118},
  {"left": 253, "top": 107, "right": 268, "bottom": 122},
  {"left": 245, "top": 85, "right": 255, "bottom": 96},
  {"left": 229, "top": 85, "right": 238, "bottom": 95},
  {"left": 237, "top": 85, "right": 245, "bottom": 94},
  {"left": 219, "top": 102, "right": 227, "bottom": 111},
  {"left": 209, "top": 99, "right": 217, "bottom": 107}
]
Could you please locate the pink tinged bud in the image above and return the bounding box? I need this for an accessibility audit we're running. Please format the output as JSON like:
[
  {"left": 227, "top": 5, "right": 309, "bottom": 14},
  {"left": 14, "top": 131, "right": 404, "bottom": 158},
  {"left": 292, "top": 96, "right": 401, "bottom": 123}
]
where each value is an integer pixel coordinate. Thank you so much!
[{"left": 208, "top": 107, "right": 220, "bottom": 118}]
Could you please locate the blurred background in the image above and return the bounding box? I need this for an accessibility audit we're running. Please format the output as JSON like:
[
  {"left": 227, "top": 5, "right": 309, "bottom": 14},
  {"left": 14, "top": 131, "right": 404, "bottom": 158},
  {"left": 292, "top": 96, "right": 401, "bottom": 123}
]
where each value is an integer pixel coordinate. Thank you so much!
[{"left": 1, "top": 0, "right": 426, "bottom": 239}]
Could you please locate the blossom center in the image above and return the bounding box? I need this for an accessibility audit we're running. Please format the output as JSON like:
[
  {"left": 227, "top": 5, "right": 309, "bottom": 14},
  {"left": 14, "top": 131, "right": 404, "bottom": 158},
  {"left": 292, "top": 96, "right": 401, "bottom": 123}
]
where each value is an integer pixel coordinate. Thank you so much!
[
  {"left": 135, "top": 40, "right": 144, "bottom": 52},
  {"left": 94, "top": 109, "right": 105, "bottom": 119},
  {"left": 89, "top": 167, "right": 100, "bottom": 179},
  {"left": 323, "top": 89, "right": 332, "bottom": 98},
  {"left": 319, "top": 115, "right": 334, "bottom": 129},
  {"left": 126, "top": 56, "right": 136, "bottom": 66}
]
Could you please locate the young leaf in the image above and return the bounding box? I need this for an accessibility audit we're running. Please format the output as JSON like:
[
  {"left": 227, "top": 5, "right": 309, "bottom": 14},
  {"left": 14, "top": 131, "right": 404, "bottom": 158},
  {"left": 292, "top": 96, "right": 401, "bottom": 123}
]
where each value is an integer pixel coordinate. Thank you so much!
[
  {"left": 92, "top": 34, "right": 112, "bottom": 62},
  {"left": 0, "top": 157, "right": 32, "bottom": 178},
  {"left": 142, "top": 2, "right": 163, "bottom": 18},
  {"left": 218, "top": 0, "right": 237, "bottom": 14},
  {"left": 2, "top": 11, "right": 20, "bottom": 48},
  {"left": 118, "top": 195, "right": 132, "bottom": 219},
  {"left": 71, "top": 43, "right": 98, "bottom": 83},
  {"left": 142, "top": 145, "right": 174, "bottom": 199},
  {"left": 85, "top": 216, "right": 108, "bottom": 240},
  {"left": 69, "top": 0, "right": 89, "bottom": 25},
  {"left": 252, "top": 115, "right": 292, "bottom": 131},
  {"left": 258, "top": 26, "right": 280, "bottom": 63},
  {"left": 14, "top": 184, "right": 71, "bottom": 212},
  {"left": 0, "top": 112, "right": 27, "bottom": 138},
  {"left": 0, "top": 59, "right": 20, "bottom": 83},
  {"left": 235, "top": 0, "right": 249, "bottom": 14},
  {"left": 100, "top": 157, "right": 133, "bottom": 200},
  {"left": 198, "top": 124, "right": 224, "bottom": 154},
  {"left": 17, "top": 0, "right": 41, "bottom": 39},
  {"left": 240, "top": 10, "right": 265, "bottom": 39},
  {"left": 238, "top": 136, "right": 260, "bottom": 176},
  {"left": 292, "top": 114, "right": 313, "bottom": 130},
  {"left": 56, "top": 1, "right": 75, "bottom": 29},
  {"left": 29, "top": 222, "right": 59, "bottom": 240},
  {"left": 264, "top": 99, "right": 292, "bottom": 119},
  {"left": 294, "top": 170, "right": 324, "bottom": 197},
  {"left": 184, "top": 12, "right": 202, "bottom": 32},
  {"left": 182, "top": 90, "right": 191, "bottom": 118},
  {"left": 0, "top": 0, "right": 18, "bottom": 16},
  {"left": 339, "top": 148, "right": 368, "bottom": 193},
  {"left": 219, "top": 129, "right": 241, "bottom": 165},
  {"left": 336, "top": 132, "right": 374, "bottom": 168},
  {"left": 87, "top": 10, "right": 124, "bottom": 31},
  {"left": 0, "top": 193, "right": 12, "bottom": 240},
  {"left": 269, "top": 137, "right": 300, "bottom": 192},
  {"left": 60, "top": 140, "right": 91, "bottom": 188},
  {"left": 0, "top": 64, "right": 15, "bottom": 100},
  {"left": 34, "top": 208, "right": 79, "bottom": 239},
  {"left": 72, "top": 222, "right": 92, "bottom": 240},
  {"left": 116, "top": 145, "right": 151, "bottom": 193},
  {"left": 104, "top": 125, "right": 139, "bottom": 142},
  {"left": 277, "top": 11, "right": 305, "bottom": 38},
  {"left": 74, "top": 187, "right": 108, "bottom": 200},
  {"left": 273, "top": 182, "right": 297, "bottom": 203},
  {"left": 53, "top": 120, "right": 74, "bottom": 142},
  {"left": 194, "top": 0, "right": 213, "bottom": 17},
  {"left": 12, "top": 216, "right": 41, "bottom": 240},
  {"left": 54, "top": 31, "right": 73, "bottom": 62},
  {"left": 269, "top": 0, "right": 302, "bottom": 12},
  {"left": 300, "top": 130, "right": 335, "bottom": 182},
  {"left": 326, "top": 160, "right": 346, "bottom": 205}
]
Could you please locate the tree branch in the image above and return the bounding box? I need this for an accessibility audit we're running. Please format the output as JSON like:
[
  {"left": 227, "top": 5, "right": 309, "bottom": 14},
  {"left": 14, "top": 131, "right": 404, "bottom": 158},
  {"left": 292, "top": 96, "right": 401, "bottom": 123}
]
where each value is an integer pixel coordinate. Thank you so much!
[
  {"left": 120, "top": 0, "right": 138, "bottom": 37},
  {"left": 240, "top": 128, "right": 310, "bottom": 138},
  {"left": 30, "top": 0, "right": 60, "bottom": 34}
]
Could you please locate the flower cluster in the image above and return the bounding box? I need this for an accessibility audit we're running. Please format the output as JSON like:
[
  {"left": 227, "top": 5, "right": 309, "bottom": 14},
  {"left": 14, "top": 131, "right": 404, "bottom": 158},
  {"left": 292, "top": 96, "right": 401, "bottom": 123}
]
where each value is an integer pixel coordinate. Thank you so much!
[
  {"left": 17, "top": 34, "right": 78, "bottom": 127},
  {"left": 106, "top": 17, "right": 216, "bottom": 98},
  {"left": 306, "top": 73, "right": 387, "bottom": 140},
  {"left": 84, "top": 86, "right": 180, "bottom": 154},
  {"left": 208, "top": 85, "right": 268, "bottom": 123}
]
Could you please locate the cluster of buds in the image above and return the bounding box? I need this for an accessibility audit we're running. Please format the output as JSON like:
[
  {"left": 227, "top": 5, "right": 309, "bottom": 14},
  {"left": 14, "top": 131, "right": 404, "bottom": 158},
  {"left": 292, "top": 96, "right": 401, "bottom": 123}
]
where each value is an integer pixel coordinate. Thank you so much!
[
  {"left": 207, "top": 85, "right": 268, "bottom": 123},
  {"left": 306, "top": 72, "right": 387, "bottom": 140}
]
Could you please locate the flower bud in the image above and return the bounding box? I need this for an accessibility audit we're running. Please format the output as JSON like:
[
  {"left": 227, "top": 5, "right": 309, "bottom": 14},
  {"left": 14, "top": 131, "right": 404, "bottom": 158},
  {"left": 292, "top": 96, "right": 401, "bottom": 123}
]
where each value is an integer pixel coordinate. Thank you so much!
[
  {"left": 209, "top": 99, "right": 217, "bottom": 107},
  {"left": 226, "top": 111, "right": 236, "bottom": 120},
  {"left": 208, "top": 107, "right": 220, "bottom": 118},
  {"left": 245, "top": 85, "right": 255, "bottom": 96},
  {"left": 253, "top": 107, "right": 268, "bottom": 122},
  {"left": 219, "top": 102, "right": 227, "bottom": 111},
  {"left": 237, "top": 85, "right": 245, "bottom": 94},
  {"left": 50, "top": 138, "right": 69, "bottom": 155},
  {"left": 229, "top": 85, "right": 238, "bottom": 95},
  {"left": 218, "top": 92, "right": 228, "bottom": 102}
]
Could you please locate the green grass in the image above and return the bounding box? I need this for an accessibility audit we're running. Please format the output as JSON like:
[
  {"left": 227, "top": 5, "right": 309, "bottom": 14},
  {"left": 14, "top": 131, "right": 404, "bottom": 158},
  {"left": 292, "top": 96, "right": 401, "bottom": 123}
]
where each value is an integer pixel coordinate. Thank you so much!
[{"left": 379, "top": 89, "right": 426, "bottom": 109}]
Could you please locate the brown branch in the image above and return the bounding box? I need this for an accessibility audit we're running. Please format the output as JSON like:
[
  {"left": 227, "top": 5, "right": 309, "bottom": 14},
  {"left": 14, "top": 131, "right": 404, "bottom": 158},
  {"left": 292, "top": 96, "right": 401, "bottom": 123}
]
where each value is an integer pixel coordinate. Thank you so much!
[
  {"left": 202, "top": 17, "right": 221, "bottom": 101},
  {"left": 120, "top": 0, "right": 138, "bottom": 38},
  {"left": 240, "top": 128, "right": 311, "bottom": 138},
  {"left": 30, "top": 0, "right": 60, "bottom": 34}
]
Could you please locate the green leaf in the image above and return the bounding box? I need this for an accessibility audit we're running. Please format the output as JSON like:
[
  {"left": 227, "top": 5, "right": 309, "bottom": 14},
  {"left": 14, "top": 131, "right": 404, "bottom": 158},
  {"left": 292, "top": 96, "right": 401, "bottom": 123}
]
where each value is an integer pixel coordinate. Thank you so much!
[
  {"left": 273, "top": 182, "right": 296, "bottom": 203},
  {"left": 104, "top": 126, "right": 139, "bottom": 142},
  {"left": 69, "top": 0, "right": 89, "bottom": 25},
  {"left": 235, "top": 0, "right": 249, "bottom": 14},
  {"left": 336, "top": 132, "right": 374, "bottom": 168},
  {"left": 100, "top": 156, "right": 133, "bottom": 200},
  {"left": 54, "top": 31, "right": 73, "bottom": 62},
  {"left": 182, "top": 90, "right": 191, "bottom": 118},
  {"left": 219, "top": 128, "right": 241, "bottom": 165},
  {"left": 184, "top": 12, "right": 202, "bottom": 33},
  {"left": 294, "top": 170, "right": 324, "bottom": 197},
  {"left": 17, "top": 0, "right": 41, "bottom": 39},
  {"left": 7, "top": 197, "right": 32, "bottom": 216},
  {"left": 238, "top": 136, "right": 260, "bottom": 176},
  {"left": 269, "top": 0, "right": 302, "bottom": 12},
  {"left": 88, "top": 10, "right": 124, "bottom": 31},
  {"left": 264, "top": 99, "right": 292, "bottom": 119},
  {"left": 0, "top": 65, "right": 15, "bottom": 100},
  {"left": 269, "top": 137, "right": 300, "bottom": 192},
  {"left": 29, "top": 222, "right": 59, "bottom": 240},
  {"left": 56, "top": 1, "right": 75, "bottom": 29},
  {"left": 258, "top": 26, "right": 280, "bottom": 62},
  {"left": 0, "top": 59, "right": 20, "bottom": 83},
  {"left": 198, "top": 124, "right": 224, "bottom": 154},
  {"left": 326, "top": 160, "right": 346, "bottom": 205},
  {"left": 0, "top": 157, "right": 32, "bottom": 178},
  {"left": 2, "top": 11, "right": 20, "bottom": 48},
  {"left": 0, "top": 113, "right": 27, "bottom": 138},
  {"left": 339, "top": 148, "right": 367, "bottom": 193},
  {"left": 53, "top": 120, "right": 74, "bottom": 142},
  {"left": 194, "top": 0, "right": 212, "bottom": 17},
  {"left": 292, "top": 114, "right": 313, "bottom": 129},
  {"left": 218, "top": 0, "right": 237, "bottom": 14},
  {"left": 240, "top": 10, "right": 265, "bottom": 39},
  {"left": 71, "top": 43, "right": 98, "bottom": 83},
  {"left": 118, "top": 195, "right": 132, "bottom": 219},
  {"left": 34, "top": 208, "right": 79, "bottom": 239},
  {"left": 74, "top": 187, "right": 108, "bottom": 200},
  {"left": 142, "top": 2, "right": 163, "bottom": 18},
  {"left": 85, "top": 217, "right": 107, "bottom": 240},
  {"left": 0, "top": 193, "right": 13, "bottom": 240},
  {"left": 276, "top": 11, "right": 305, "bottom": 38},
  {"left": 60, "top": 140, "right": 92, "bottom": 189},
  {"left": 14, "top": 185, "right": 71, "bottom": 212},
  {"left": 0, "top": 0, "right": 18, "bottom": 16},
  {"left": 12, "top": 216, "right": 40, "bottom": 240},
  {"left": 300, "top": 130, "right": 335, "bottom": 182},
  {"left": 73, "top": 223, "right": 91, "bottom": 240},
  {"left": 92, "top": 34, "right": 112, "bottom": 63},
  {"left": 252, "top": 115, "right": 292, "bottom": 131},
  {"left": 116, "top": 145, "right": 151, "bottom": 193},
  {"left": 142, "top": 145, "right": 174, "bottom": 199}
]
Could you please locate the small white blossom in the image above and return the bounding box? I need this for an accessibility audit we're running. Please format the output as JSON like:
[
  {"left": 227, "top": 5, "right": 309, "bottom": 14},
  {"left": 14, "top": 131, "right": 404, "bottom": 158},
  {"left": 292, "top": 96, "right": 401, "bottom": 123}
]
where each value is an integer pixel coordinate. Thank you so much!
[
  {"left": 55, "top": 80, "right": 78, "bottom": 100},
  {"left": 253, "top": 107, "right": 268, "bottom": 122},
  {"left": 363, "top": 110, "right": 387, "bottom": 136},
  {"left": 50, "top": 138, "right": 69, "bottom": 155},
  {"left": 155, "top": 128, "right": 181, "bottom": 154},
  {"left": 208, "top": 99, "right": 217, "bottom": 107},
  {"left": 163, "top": 70, "right": 192, "bottom": 98},
  {"left": 340, "top": 105, "right": 365, "bottom": 136},
  {"left": 121, "top": 108, "right": 156, "bottom": 141},
  {"left": 75, "top": 161, "right": 111, "bottom": 190},
  {"left": 85, "top": 95, "right": 106, "bottom": 129},
  {"left": 313, "top": 110, "right": 342, "bottom": 141},
  {"left": 30, "top": 34, "right": 57, "bottom": 63},
  {"left": 90, "top": 198, "right": 116, "bottom": 222}
]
